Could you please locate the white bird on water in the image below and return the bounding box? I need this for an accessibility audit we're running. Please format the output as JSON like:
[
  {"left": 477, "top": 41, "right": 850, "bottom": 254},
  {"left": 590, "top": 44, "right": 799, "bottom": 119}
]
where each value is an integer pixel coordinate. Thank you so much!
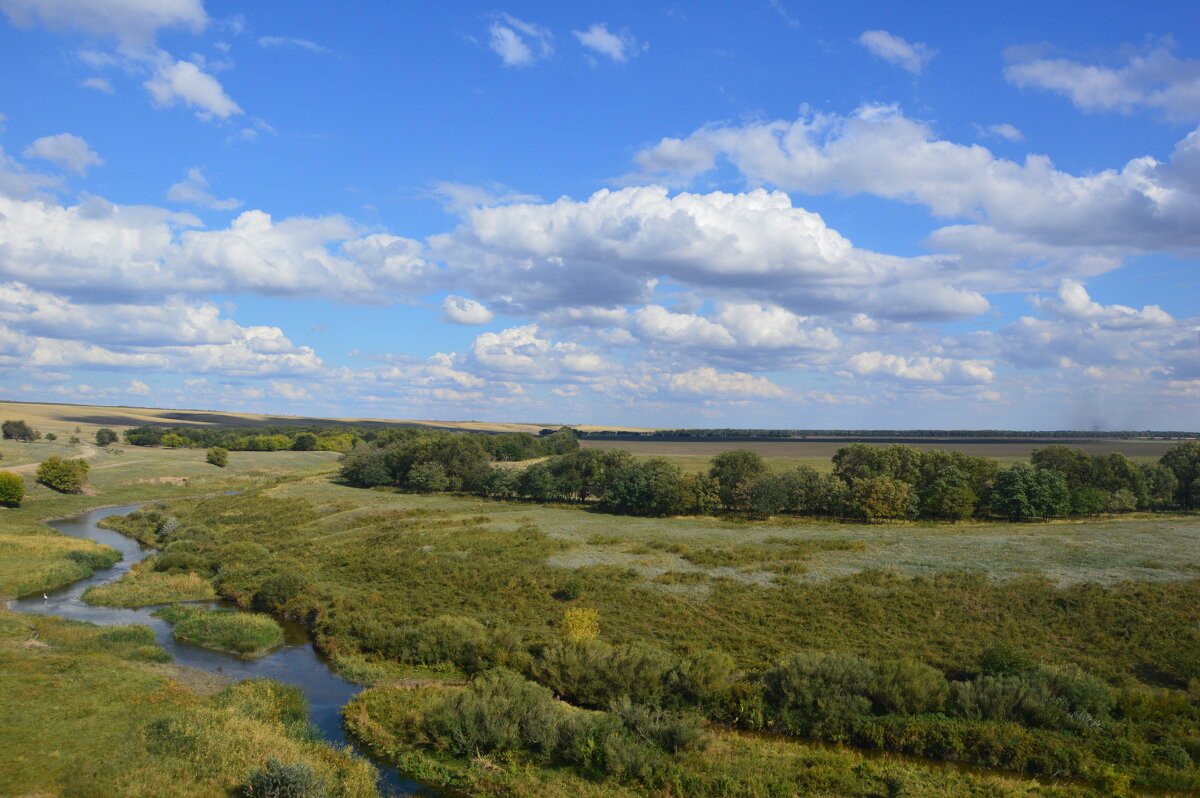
[{"left": 43, "top": 593, "right": 47, "bottom": 599}]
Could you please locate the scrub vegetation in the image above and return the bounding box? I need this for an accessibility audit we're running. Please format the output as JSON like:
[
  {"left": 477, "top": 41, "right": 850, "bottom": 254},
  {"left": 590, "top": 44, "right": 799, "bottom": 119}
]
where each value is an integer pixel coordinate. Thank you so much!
[{"left": 83, "top": 566, "right": 217, "bottom": 607}]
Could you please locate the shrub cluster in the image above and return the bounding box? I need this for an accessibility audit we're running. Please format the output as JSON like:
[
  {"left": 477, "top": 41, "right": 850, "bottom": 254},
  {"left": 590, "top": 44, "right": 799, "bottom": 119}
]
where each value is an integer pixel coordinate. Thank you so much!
[
  {"left": 423, "top": 669, "right": 704, "bottom": 785},
  {"left": 35, "top": 455, "right": 90, "bottom": 493}
]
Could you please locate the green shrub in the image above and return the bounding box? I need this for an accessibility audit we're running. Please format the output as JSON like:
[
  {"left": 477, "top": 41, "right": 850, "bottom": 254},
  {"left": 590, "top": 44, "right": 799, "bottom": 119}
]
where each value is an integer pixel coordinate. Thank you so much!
[
  {"left": 667, "top": 649, "right": 739, "bottom": 715},
  {"left": 425, "top": 669, "right": 563, "bottom": 757},
  {"left": 34, "top": 456, "right": 90, "bottom": 493},
  {"left": 870, "top": 659, "right": 950, "bottom": 715},
  {"left": 206, "top": 447, "right": 229, "bottom": 467},
  {"left": 762, "top": 651, "right": 875, "bottom": 740},
  {"left": 611, "top": 697, "right": 705, "bottom": 754},
  {"left": 408, "top": 461, "right": 449, "bottom": 493},
  {"left": 243, "top": 756, "right": 326, "bottom": 798},
  {"left": 0, "top": 471, "right": 24, "bottom": 506},
  {"left": 95, "top": 428, "right": 118, "bottom": 446},
  {"left": 65, "top": 548, "right": 121, "bottom": 571},
  {"left": 153, "top": 551, "right": 209, "bottom": 573},
  {"left": 557, "top": 575, "right": 585, "bottom": 600},
  {"left": 979, "top": 641, "right": 1032, "bottom": 676},
  {"left": 254, "top": 572, "right": 306, "bottom": 612}
]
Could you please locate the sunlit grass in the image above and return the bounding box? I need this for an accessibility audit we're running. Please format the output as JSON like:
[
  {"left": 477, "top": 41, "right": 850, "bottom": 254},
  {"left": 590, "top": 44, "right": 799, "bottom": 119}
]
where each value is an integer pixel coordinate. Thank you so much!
[{"left": 83, "top": 567, "right": 217, "bottom": 607}]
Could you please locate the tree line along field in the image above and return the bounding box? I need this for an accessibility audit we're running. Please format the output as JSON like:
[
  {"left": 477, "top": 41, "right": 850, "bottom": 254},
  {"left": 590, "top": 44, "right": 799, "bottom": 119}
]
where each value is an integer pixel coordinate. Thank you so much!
[{"left": 2, "top": 412, "right": 1199, "bottom": 797}]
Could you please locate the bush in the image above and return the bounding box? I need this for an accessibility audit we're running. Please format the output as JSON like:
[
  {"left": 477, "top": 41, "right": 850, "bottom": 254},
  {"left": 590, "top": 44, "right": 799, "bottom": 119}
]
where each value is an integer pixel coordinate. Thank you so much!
[
  {"left": 870, "top": 659, "right": 950, "bottom": 715},
  {"left": 408, "top": 461, "right": 449, "bottom": 493},
  {"left": 557, "top": 576, "right": 585, "bottom": 600},
  {"left": 95, "top": 428, "right": 119, "bottom": 446},
  {"left": 243, "top": 757, "right": 326, "bottom": 798},
  {"left": 206, "top": 447, "right": 229, "bottom": 467},
  {"left": 1, "top": 419, "right": 35, "bottom": 441},
  {"left": 425, "top": 669, "right": 563, "bottom": 757},
  {"left": 0, "top": 471, "right": 23, "bottom": 506},
  {"left": 763, "top": 651, "right": 875, "bottom": 740},
  {"left": 255, "top": 572, "right": 306, "bottom": 612},
  {"left": 979, "top": 641, "right": 1032, "bottom": 676},
  {"left": 35, "top": 456, "right": 90, "bottom": 493}
]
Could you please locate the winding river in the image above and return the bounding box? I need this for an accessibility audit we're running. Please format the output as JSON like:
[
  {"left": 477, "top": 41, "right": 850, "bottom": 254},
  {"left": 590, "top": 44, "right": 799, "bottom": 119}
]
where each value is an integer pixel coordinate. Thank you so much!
[{"left": 7, "top": 503, "right": 437, "bottom": 798}]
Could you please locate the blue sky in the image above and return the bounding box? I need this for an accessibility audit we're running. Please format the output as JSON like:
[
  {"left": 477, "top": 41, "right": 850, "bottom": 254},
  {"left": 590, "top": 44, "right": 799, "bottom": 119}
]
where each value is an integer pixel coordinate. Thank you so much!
[{"left": 0, "top": 1, "right": 1197, "bottom": 429}]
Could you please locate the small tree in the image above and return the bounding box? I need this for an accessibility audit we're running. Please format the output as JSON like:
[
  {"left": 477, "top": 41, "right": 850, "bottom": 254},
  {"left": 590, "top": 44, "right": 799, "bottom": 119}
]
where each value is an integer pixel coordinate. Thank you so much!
[
  {"left": 290, "top": 432, "right": 318, "bottom": 451},
  {"left": 1, "top": 420, "right": 35, "bottom": 441},
  {"left": 95, "top": 428, "right": 119, "bottom": 446},
  {"left": 0, "top": 471, "right": 24, "bottom": 506},
  {"left": 45, "top": 432, "right": 58, "bottom": 441},
  {"left": 408, "top": 461, "right": 449, "bottom": 493},
  {"left": 206, "top": 447, "right": 229, "bottom": 468},
  {"left": 35, "top": 456, "right": 90, "bottom": 493},
  {"left": 243, "top": 757, "right": 325, "bottom": 798}
]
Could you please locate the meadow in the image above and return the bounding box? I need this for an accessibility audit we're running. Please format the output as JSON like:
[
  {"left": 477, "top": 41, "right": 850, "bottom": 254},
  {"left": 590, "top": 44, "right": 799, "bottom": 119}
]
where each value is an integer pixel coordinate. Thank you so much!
[{"left": 2, "top": 409, "right": 1197, "bottom": 797}]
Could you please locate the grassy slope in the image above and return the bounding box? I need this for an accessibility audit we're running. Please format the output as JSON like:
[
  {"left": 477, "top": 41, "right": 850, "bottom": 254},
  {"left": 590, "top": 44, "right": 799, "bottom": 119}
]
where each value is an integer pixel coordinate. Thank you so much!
[{"left": 84, "top": 568, "right": 217, "bottom": 607}]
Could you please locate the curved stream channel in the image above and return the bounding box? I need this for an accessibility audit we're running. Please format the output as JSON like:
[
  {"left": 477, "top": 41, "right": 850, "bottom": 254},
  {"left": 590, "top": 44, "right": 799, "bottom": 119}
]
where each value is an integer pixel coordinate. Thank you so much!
[{"left": 8, "top": 503, "right": 438, "bottom": 797}]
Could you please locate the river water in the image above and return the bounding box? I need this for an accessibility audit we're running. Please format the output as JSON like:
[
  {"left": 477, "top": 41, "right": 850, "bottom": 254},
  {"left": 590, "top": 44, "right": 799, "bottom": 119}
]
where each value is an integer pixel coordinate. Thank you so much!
[{"left": 7, "top": 503, "right": 436, "bottom": 798}]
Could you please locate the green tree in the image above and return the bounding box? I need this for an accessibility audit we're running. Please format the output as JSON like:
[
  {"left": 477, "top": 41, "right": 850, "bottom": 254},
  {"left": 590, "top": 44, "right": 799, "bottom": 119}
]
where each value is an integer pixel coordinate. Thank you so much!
[
  {"left": 1160, "top": 440, "right": 1200, "bottom": 509},
  {"left": 206, "top": 447, "right": 229, "bottom": 467},
  {"left": 290, "top": 432, "right": 318, "bottom": 451},
  {"left": 94, "top": 428, "right": 119, "bottom": 446},
  {"left": 917, "top": 466, "right": 977, "bottom": 520},
  {"left": 408, "top": 461, "right": 450, "bottom": 493},
  {"left": 708, "top": 449, "right": 768, "bottom": 510},
  {"left": 35, "top": 456, "right": 90, "bottom": 493},
  {"left": 1, "top": 419, "right": 35, "bottom": 441},
  {"left": 851, "top": 476, "right": 916, "bottom": 522},
  {"left": 0, "top": 471, "right": 23, "bottom": 506}
]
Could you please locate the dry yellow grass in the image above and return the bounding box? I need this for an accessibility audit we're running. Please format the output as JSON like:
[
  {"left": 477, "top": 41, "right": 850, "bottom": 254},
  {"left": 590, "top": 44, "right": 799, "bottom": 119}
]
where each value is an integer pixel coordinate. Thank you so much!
[{"left": 0, "top": 399, "right": 658, "bottom": 437}]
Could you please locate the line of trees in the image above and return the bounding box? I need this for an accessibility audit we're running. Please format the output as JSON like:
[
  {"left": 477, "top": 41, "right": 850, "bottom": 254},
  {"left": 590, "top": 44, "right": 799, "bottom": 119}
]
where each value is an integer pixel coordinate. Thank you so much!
[
  {"left": 342, "top": 437, "right": 1200, "bottom": 522},
  {"left": 575, "top": 428, "right": 1200, "bottom": 441}
]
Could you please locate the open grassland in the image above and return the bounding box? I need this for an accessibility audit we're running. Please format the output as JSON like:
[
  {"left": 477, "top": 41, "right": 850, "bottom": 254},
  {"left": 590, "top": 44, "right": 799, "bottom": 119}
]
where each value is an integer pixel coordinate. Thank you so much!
[
  {"left": 580, "top": 438, "right": 1180, "bottom": 474},
  {"left": 0, "top": 609, "right": 377, "bottom": 797},
  {"left": 344, "top": 682, "right": 1107, "bottom": 798}
]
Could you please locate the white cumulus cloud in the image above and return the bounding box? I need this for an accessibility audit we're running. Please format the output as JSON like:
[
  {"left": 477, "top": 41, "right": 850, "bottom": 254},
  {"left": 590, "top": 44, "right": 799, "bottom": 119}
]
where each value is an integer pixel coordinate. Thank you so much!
[
  {"left": 488, "top": 13, "right": 552, "bottom": 67},
  {"left": 167, "top": 167, "right": 242, "bottom": 210},
  {"left": 573, "top": 23, "right": 640, "bottom": 63},
  {"left": 441, "top": 295, "right": 494, "bottom": 325},
  {"left": 23, "top": 133, "right": 103, "bottom": 175}
]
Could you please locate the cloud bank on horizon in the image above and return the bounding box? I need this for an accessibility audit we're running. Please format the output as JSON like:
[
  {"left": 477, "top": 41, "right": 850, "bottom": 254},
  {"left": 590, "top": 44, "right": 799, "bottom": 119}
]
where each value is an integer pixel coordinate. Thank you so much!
[{"left": 0, "top": 0, "right": 1196, "bottom": 429}]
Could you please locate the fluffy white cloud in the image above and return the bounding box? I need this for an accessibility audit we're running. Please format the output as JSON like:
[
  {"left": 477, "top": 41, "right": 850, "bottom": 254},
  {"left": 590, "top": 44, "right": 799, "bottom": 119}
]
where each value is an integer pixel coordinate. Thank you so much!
[
  {"left": 0, "top": 193, "right": 431, "bottom": 302},
  {"left": 488, "top": 13, "right": 552, "bottom": 67},
  {"left": 433, "top": 185, "right": 985, "bottom": 321},
  {"left": 857, "top": 30, "right": 936, "bottom": 74},
  {"left": 847, "top": 352, "right": 994, "bottom": 384},
  {"left": 1005, "top": 45, "right": 1200, "bottom": 120},
  {"left": 631, "top": 104, "right": 1200, "bottom": 260},
  {"left": 573, "top": 23, "right": 640, "bottom": 63},
  {"left": 469, "top": 325, "right": 611, "bottom": 380},
  {"left": 664, "top": 367, "right": 785, "bottom": 398},
  {"left": 22, "top": 133, "right": 103, "bottom": 175},
  {"left": 127, "top": 378, "right": 150, "bottom": 394},
  {"left": 145, "top": 57, "right": 242, "bottom": 119},
  {"left": 1031, "top": 279, "right": 1174, "bottom": 329},
  {"left": 167, "top": 167, "right": 242, "bottom": 210},
  {"left": 441, "top": 295, "right": 494, "bottom": 325},
  {"left": 0, "top": 0, "right": 206, "bottom": 49}
]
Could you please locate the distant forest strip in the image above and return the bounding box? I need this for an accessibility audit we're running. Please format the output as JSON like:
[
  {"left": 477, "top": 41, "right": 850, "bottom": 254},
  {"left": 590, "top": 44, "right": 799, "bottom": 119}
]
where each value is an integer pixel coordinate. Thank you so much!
[
  {"left": 338, "top": 428, "right": 1200, "bottom": 521},
  {"left": 574, "top": 428, "right": 1200, "bottom": 441}
]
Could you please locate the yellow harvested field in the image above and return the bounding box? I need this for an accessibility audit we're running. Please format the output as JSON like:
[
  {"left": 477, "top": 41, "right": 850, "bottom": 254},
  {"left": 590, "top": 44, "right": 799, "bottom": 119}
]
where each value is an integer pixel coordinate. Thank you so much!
[{"left": 0, "top": 399, "right": 657, "bottom": 437}]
